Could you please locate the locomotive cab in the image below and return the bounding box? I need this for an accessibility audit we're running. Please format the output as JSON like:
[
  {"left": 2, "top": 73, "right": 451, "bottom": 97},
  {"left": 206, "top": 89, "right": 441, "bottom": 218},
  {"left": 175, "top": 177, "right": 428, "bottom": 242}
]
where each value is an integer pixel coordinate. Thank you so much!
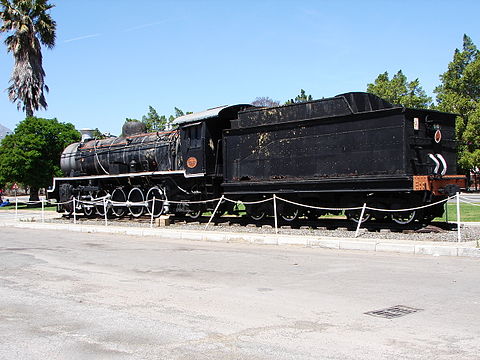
[{"left": 173, "top": 104, "right": 253, "bottom": 177}]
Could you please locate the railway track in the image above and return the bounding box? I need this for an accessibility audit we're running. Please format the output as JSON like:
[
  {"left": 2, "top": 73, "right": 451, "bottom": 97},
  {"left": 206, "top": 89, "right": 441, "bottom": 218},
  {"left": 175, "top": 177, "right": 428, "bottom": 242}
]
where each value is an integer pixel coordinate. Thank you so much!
[{"left": 62, "top": 213, "right": 458, "bottom": 234}]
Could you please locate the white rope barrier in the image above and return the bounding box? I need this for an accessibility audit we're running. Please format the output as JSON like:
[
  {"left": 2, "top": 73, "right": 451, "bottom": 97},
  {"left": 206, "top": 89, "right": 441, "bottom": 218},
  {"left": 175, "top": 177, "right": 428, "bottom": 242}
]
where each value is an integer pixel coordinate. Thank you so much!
[
  {"left": 459, "top": 197, "right": 480, "bottom": 206},
  {"left": 223, "top": 197, "right": 274, "bottom": 205},
  {"left": 8, "top": 191, "right": 478, "bottom": 243},
  {"left": 276, "top": 195, "right": 454, "bottom": 213}
]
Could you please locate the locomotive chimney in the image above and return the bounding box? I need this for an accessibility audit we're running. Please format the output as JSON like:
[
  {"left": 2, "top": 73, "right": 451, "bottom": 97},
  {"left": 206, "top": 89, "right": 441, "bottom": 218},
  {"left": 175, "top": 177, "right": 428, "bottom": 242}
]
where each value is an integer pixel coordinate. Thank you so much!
[{"left": 80, "top": 128, "right": 95, "bottom": 142}]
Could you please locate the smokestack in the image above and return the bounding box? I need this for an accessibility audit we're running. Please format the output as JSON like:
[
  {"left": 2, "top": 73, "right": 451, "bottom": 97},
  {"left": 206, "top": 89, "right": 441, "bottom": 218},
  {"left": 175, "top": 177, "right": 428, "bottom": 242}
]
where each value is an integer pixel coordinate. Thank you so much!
[{"left": 80, "top": 129, "right": 95, "bottom": 142}]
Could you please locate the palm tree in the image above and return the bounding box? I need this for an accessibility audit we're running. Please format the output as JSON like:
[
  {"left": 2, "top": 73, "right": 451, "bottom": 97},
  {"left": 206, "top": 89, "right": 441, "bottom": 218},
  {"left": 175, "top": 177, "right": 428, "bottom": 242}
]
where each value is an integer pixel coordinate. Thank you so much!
[{"left": 0, "top": 0, "right": 56, "bottom": 117}]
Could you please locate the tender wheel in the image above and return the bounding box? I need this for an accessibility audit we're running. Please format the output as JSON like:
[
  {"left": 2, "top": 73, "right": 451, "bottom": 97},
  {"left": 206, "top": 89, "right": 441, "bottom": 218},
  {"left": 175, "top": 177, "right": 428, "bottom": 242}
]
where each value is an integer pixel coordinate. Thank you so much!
[
  {"left": 280, "top": 206, "right": 299, "bottom": 222},
  {"left": 186, "top": 203, "right": 204, "bottom": 219},
  {"left": 146, "top": 187, "right": 165, "bottom": 217},
  {"left": 391, "top": 210, "right": 416, "bottom": 225},
  {"left": 246, "top": 204, "right": 266, "bottom": 221},
  {"left": 111, "top": 188, "right": 127, "bottom": 217},
  {"left": 94, "top": 190, "right": 109, "bottom": 216},
  {"left": 369, "top": 201, "right": 389, "bottom": 222},
  {"left": 345, "top": 209, "right": 371, "bottom": 223},
  {"left": 128, "top": 187, "right": 145, "bottom": 217}
]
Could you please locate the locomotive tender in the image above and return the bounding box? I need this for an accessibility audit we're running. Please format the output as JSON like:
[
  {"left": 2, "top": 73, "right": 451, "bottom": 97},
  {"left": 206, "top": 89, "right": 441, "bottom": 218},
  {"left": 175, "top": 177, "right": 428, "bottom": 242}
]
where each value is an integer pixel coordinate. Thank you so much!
[{"left": 48, "top": 92, "right": 467, "bottom": 225}]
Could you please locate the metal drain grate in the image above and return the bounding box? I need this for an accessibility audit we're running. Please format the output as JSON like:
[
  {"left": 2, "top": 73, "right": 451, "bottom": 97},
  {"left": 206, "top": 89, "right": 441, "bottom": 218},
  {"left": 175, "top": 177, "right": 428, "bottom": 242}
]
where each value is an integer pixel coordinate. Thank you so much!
[{"left": 365, "top": 305, "right": 423, "bottom": 319}]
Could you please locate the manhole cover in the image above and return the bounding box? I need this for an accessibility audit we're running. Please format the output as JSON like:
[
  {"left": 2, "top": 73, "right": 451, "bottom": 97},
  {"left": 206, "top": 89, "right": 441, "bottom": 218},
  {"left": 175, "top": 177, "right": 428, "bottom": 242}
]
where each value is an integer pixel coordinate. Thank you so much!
[{"left": 365, "top": 305, "right": 423, "bottom": 319}]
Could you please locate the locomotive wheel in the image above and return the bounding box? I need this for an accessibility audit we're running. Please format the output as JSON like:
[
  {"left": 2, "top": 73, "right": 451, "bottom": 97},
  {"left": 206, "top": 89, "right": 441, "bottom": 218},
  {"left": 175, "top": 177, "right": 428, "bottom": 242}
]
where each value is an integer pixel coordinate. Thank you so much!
[
  {"left": 62, "top": 195, "right": 75, "bottom": 215},
  {"left": 391, "top": 210, "right": 417, "bottom": 225},
  {"left": 94, "top": 190, "right": 110, "bottom": 216},
  {"left": 146, "top": 187, "right": 165, "bottom": 217},
  {"left": 345, "top": 209, "right": 371, "bottom": 223},
  {"left": 82, "top": 196, "right": 95, "bottom": 218},
  {"left": 128, "top": 187, "right": 145, "bottom": 217},
  {"left": 111, "top": 188, "right": 127, "bottom": 217}
]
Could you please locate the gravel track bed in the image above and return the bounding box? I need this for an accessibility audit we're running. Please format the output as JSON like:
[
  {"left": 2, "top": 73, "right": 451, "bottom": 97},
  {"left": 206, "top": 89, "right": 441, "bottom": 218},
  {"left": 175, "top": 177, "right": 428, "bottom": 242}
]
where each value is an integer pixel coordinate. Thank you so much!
[{"left": 44, "top": 216, "right": 480, "bottom": 243}]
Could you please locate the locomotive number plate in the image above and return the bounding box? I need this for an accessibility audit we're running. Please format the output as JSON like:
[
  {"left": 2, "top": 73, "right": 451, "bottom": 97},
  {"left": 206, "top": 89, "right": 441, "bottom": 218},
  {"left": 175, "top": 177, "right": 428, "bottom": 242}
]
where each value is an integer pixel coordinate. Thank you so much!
[{"left": 186, "top": 157, "right": 198, "bottom": 168}]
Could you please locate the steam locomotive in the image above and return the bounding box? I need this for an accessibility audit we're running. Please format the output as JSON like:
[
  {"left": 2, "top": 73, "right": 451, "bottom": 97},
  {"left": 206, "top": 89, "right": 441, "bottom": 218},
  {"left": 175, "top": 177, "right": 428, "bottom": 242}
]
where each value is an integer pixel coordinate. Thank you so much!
[{"left": 47, "top": 92, "right": 467, "bottom": 225}]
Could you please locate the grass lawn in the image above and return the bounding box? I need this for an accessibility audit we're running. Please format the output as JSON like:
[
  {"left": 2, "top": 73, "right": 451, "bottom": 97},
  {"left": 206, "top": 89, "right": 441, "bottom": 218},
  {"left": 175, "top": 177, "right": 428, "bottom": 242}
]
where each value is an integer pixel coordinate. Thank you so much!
[
  {"left": 434, "top": 203, "right": 480, "bottom": 223},
  {"left": 0, "top": 203, "right": 57, "bottom": 211}
]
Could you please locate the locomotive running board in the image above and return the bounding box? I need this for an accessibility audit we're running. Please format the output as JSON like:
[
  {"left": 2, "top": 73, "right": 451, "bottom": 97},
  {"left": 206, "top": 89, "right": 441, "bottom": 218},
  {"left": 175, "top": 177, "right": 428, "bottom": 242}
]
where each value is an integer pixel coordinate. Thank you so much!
[{"left": 48, "top": 170, "right": 204, "bottom": 193}]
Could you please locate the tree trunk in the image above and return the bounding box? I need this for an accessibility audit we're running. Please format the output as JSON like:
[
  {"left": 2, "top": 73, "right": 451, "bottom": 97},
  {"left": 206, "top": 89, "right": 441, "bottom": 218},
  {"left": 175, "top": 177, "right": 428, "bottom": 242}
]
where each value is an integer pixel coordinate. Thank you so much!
[
  {"left": 26, "top": 104, "right": 34, "bottom": 118},
  {"left": 29, "top": 186, "right": 40, "bottom": 202}
]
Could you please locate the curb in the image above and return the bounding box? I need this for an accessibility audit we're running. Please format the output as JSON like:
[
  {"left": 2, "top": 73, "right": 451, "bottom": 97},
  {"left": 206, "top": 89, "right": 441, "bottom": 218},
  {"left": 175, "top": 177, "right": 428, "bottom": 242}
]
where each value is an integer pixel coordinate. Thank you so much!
[{"left": 3, "top": 220, "right": 480, "bottom": 258}]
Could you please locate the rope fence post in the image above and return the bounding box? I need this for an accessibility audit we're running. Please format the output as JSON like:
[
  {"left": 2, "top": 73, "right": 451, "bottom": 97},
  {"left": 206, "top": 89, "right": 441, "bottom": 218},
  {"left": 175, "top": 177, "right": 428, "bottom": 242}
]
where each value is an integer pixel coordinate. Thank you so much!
[
  {"left": 354, "top": 203, "right": 367, "bottom": 238},
  {"left": 445, "top": 198, "right": 449, "bottom": 223},
  {"left": 273, "top": 194, "right": 278, "bottom": 234},
  {"left": 15, "top": 193, "right": 18, "bottom": 221},
  {"left": 456, "top": 192, "right": 461, "bottom": 242},
  {"left": 150, "top": 197, "right": 155, "bottom": 228},
  {"left": 103, "top": 198, "right": 108, "bottom": 227},
  {"left": 41, "top": 198, "right": 45, "bottom": 223},
  {"left": 205, "top": 195, "right": 224, "bottom": 230},
  {"left": 73, "top": 197, "right": 77, "bottom": 225}
]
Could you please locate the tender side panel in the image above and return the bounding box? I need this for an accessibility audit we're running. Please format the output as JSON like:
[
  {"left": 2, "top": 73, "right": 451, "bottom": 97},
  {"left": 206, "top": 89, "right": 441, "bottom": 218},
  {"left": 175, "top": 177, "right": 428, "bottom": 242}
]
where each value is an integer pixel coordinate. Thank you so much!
[{"left": 223, "top": 112, "right": 407, "bottom": 193}]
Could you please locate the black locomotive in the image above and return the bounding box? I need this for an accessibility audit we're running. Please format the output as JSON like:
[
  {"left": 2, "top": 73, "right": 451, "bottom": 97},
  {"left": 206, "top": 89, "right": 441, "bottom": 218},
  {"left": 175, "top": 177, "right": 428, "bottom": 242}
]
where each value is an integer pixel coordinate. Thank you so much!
[{"left": 47, "top": 92, "right": 467, "bottom": 225}]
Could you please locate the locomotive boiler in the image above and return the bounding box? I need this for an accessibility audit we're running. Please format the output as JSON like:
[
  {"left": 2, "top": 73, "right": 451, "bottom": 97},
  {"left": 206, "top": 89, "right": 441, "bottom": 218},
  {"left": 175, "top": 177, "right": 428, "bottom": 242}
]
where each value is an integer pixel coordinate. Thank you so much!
[{"left": 48, "top": 92, "right": 467, "bottom": 225}]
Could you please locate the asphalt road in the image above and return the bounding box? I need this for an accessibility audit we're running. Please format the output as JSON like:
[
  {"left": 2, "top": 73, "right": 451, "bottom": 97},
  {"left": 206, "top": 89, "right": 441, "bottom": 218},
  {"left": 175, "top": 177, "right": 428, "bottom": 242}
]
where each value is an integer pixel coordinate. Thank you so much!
[{"left": 1, "top": 228, "right": 479, "bottom": 360}]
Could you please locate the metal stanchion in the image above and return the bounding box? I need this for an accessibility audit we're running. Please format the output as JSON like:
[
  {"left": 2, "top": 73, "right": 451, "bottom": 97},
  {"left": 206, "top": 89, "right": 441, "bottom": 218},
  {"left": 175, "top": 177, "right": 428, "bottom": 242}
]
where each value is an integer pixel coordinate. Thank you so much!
[
  {"left": 205, "top": 196, "right": 224, "bottom": 230},
  {"left": 273, "top": 194, "right": 278, "bottom": 234},
  {"left": 103, "top": 198, "right": 108, "bottom": 227},
  {"left": 41, "top": 198, "right": 45, "bottom": 223},
  {"left": 354, "top": 203, "right": 367, "bottom": 238},
  {"left": 73, "top": 197, "right": 77, "bottom": 225},
  {"left": 456, "top": 192, "right": 461, "bottom": 242},
  {"left": 150, "top": 197, "right": 155, "bottom": 228}
]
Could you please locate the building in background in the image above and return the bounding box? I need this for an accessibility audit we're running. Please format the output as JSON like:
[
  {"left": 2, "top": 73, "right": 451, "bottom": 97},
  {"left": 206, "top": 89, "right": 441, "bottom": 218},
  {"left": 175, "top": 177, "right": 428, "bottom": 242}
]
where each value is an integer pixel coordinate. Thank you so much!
[{"left": 0, "top": 123, "right": 11, "bottom": 141}]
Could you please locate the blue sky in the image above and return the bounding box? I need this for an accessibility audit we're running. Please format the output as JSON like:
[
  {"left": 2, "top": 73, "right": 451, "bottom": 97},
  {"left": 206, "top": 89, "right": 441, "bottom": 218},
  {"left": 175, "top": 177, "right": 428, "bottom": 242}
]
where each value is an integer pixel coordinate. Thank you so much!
[{"left": 0, "top": 0, "right": 479, "bottom": 135}]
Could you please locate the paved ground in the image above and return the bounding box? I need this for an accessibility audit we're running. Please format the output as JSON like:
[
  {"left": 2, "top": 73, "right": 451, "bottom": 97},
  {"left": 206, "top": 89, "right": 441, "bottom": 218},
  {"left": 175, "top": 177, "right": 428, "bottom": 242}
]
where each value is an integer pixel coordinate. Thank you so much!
[{"left": 1, "top": 228, "right": 479, "bottom": 359}]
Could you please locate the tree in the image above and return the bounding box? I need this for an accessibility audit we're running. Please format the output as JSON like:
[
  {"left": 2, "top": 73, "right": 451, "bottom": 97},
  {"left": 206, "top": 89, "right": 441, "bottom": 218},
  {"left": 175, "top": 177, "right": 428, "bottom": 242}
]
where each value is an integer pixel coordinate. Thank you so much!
[
  {"left": 142, "top": 106, "right": 167, "bottom": 132},
  {"left": 0, "top": 0, "right": 56, "bottom": 117},
  {"left": 251, "top": 97, "right": 280, "bottom": 107},
  {"left": 285, "top": 89, "right": 313, "bottom": 105},
  {"left": 0, "top": 117, "right": 80, "bottom": 201},
  {"left": 140, "top": 106, "right": 191, "bottom": 132},
  {"left": 434, "top": 34, "right": 480, "bottom": 173},
  {"left": 367, "top": 70, "right": 432, "bottom": 109},
  {"left": 92, "top": 128, "right": 106, "bottom": 139}
]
